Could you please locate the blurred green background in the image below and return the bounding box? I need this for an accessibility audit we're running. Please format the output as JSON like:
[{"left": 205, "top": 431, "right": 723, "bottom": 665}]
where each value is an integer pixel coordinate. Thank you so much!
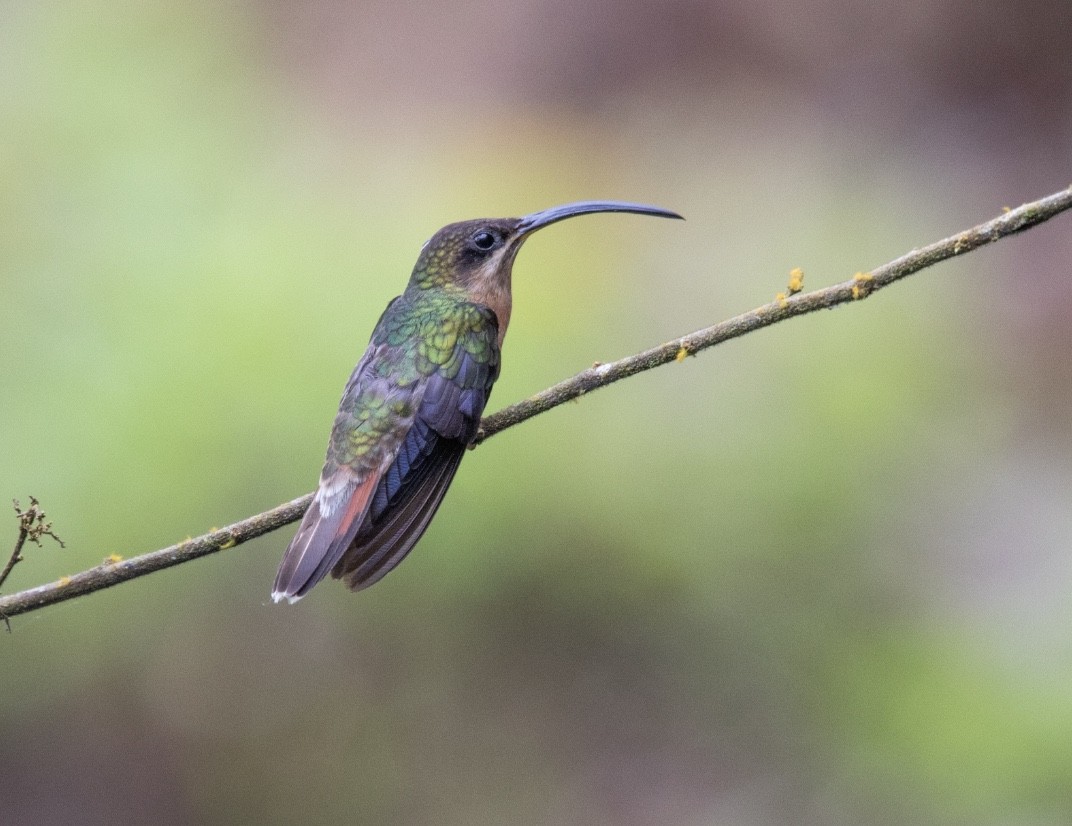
[{"left": 2, "top": 1, "right": 1071, "bottom": 823}]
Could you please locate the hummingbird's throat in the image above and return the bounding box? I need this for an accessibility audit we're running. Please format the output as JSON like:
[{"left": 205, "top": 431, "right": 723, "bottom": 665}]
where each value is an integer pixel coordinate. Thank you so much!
[{"left": 466, "top": 248, "right": 516, "bottom": 346}]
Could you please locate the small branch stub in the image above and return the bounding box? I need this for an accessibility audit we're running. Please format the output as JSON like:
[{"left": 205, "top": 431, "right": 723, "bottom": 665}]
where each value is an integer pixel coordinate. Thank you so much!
[
  {"left": 1, "top": 497, "right": 66, "bottom": 630},
  {"left": 1, "top": 496, "right": 65, "bottom": 589}
]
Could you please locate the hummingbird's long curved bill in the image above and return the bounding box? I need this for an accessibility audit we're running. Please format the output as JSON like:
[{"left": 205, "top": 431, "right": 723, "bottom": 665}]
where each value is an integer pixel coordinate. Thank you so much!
[{"left": 516, "top": 201, "right": 684, "bottom": 235}]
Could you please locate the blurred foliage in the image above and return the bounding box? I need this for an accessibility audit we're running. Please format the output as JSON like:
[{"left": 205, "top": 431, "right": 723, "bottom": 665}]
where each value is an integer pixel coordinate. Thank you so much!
[{"left": 2, "top": 1, "right": 1072, "bottom": 824}]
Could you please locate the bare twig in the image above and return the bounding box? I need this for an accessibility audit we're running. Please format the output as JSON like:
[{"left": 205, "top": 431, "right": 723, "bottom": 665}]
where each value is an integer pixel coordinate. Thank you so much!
[
  {"left": 1, "top": 497, "right": 65, "bottom": 629},
  {"left": 1, "top": 497, "right": 65, "bottom": 590},
  {"left": 0, "top": 185, "right": 1069, "bottom": 621}
]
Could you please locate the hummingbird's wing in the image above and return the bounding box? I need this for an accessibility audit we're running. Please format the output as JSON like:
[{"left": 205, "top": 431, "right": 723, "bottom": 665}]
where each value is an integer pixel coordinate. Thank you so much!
[
  {"left": 331, "top": 313, "right": 500, "bottom": 590},
  {"left": 272, "top": 302, "right": 499, "bottom": 602}
]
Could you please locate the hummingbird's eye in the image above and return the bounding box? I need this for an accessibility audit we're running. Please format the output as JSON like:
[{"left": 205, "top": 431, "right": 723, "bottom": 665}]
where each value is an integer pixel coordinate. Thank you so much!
[{"left": 470, "top": 230, "right": 499, "bottom": 252}]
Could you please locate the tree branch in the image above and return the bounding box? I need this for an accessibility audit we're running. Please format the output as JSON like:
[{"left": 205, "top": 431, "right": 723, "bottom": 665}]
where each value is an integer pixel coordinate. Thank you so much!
[{"left": 2, "top": 185, "right": 1070, "bottom": 621}]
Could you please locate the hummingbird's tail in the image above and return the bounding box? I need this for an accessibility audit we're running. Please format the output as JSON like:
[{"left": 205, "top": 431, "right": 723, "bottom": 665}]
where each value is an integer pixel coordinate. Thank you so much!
[{"left": 271, "top": 472, "right": 377, "bottom": 603}]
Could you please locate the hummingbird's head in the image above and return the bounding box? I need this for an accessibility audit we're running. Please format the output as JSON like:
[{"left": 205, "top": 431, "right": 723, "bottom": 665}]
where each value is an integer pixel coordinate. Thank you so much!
[
  {"left": 409, "top": 200, "right": 684, "bottom": 297},
  {"left": 408, "top": 201, "right": 682, "bottom": 344},
  {"left": 410, "top": 217, "right": 525, "bottom": 295}
]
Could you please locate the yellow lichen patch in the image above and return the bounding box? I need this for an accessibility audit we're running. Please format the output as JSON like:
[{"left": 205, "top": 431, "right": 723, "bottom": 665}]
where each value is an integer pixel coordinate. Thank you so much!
[
  {"left": 220, "top": 535, "right": 236, "bottom": 550},
  {"left": 1002, "top": 206, "right": 1011, "bottom": 213},
  {"left": 675, "top": 346, "right": 688, "bottom": 363},
  {"left": 788, "top": 267, "right": 804, "bottom": 294},
  {"left": 57, "top": 575, "right": 72, "bottom": 586},
  {"left": 103, "top": 554, "right": 123, "bottom": 565},
  {"left": 775, "top": 292, "right": 788, "bottom": 308},
  {"left": 851, "top": 271, "right": 874, "bottom": 300}
]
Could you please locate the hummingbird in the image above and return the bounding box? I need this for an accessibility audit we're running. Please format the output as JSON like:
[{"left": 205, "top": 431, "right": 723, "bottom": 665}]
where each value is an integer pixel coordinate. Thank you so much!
[{"left": 272, "top": 201, "right": 683, "bottom": 603}]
